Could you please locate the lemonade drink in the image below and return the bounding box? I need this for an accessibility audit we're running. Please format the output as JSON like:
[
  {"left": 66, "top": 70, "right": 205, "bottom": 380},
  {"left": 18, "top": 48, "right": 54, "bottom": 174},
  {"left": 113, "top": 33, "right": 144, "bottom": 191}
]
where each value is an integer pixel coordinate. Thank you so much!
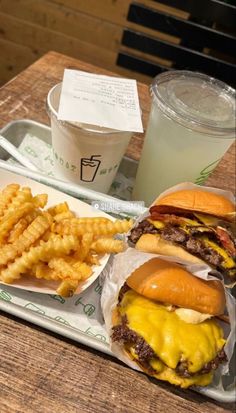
[{"left": 132, "top": 71, "right": 235, "bottom": 206}]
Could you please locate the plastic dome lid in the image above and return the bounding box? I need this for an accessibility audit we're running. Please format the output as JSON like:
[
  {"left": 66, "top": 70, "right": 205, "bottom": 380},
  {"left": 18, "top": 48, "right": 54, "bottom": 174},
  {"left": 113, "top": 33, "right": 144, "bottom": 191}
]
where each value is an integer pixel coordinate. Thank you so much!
[{"left": 151, "top": 71, "right": 236, "bottom": 137}]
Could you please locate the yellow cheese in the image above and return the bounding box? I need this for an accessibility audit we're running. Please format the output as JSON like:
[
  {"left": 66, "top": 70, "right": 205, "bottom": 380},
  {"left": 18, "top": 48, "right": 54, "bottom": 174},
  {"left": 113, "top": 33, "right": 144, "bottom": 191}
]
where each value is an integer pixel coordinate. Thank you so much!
[
  {"left": 179, "top": 217, "right": 201, "bottom": 227},
  {"left": 202, "top": 238, "right": 235, "bottom": 269},
  {"left": 129, "top": 342, "right": 212, "bottom": 387},
  {"left": 130, "top": 348, "right": 213, "bottom": 388},
  {"left": 148, "top": 219, "right": 165, "bottom": 229},
  {"left": 120, "top": 290, "right": 225, "bottom": 376},
  {"left": 148, "top": 217, "right": 200, "bottom": 229},
  {"left": 194, "top": 213, "right": 220, "bottom": 227},
  {"left": 152, "top": 365, "right": 213, "bottom": 388}
]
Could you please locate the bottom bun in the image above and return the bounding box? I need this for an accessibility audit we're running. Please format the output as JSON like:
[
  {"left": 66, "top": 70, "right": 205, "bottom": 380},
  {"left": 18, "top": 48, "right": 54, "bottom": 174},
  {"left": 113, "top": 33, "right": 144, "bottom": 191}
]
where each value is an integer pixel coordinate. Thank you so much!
[{"left": 136, "top": 233, "right": 203, "bottom": 264}]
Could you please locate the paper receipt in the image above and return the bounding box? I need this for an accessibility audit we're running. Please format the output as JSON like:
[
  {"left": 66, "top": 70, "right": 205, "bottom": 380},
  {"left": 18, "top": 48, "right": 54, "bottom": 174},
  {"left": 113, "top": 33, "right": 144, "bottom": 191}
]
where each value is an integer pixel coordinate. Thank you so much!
[{"left": 57, "top": 69, "right": 143, "bottom": 133}]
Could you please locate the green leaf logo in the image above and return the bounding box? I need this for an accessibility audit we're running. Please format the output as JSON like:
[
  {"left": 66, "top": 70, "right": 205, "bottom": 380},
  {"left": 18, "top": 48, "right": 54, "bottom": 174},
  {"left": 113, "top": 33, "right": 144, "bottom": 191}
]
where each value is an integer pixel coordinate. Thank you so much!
[{"left": 195, "top": 159, "right": 220, "bottom": 185}]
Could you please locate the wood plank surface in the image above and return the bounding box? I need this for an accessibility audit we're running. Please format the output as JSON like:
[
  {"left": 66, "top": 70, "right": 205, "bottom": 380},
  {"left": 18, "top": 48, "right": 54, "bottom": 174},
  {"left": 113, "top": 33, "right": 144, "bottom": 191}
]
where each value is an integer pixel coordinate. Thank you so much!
[
  {"left": 0, "top": 51, "right": 235, "bottom": 413},
  {"left": 1, "top": 312, "right": 234, "bottom": 413}
]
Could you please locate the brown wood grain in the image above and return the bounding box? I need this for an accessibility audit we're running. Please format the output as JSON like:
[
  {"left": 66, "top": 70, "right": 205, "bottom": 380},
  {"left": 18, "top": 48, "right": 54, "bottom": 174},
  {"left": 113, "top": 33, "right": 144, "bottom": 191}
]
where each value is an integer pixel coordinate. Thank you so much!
[
  {"left": 0, "top": 0, "right": 185, "bottom": 86},
  {"left": 0, "top": 312, "right": 235, "bottom": 413},
  {"left": 0, "top": 51, "right": 235, "bottom": 413}
]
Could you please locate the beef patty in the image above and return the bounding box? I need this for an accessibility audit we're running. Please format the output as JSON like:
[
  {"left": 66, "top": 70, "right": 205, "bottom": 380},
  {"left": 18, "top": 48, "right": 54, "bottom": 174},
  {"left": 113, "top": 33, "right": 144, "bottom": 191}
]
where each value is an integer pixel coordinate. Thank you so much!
[
  {"left": 112, "top": 314, "right": 227, "bottom": 377},
  {"left": 128, "top": 220, "right": 235, "bottom": 276}
]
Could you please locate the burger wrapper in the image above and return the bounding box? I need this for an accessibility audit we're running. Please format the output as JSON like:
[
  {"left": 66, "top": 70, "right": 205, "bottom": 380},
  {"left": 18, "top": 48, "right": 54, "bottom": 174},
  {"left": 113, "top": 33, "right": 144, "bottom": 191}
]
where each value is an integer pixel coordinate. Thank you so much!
[
  {"left": 126, "top": 181, "right": 236, "bottom": 289},
  {"left": 101, "top": 248, "right": 236, "bottom": 391}
]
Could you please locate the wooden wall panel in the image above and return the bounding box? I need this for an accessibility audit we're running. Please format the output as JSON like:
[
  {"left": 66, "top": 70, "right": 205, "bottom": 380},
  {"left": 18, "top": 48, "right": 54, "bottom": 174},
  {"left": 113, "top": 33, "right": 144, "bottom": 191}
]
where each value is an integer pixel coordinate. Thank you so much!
[
  {"left": 0, "top": 0, "right": 121, "bottom": 51},
  {"left": 0, "top": 0, "right": 188, "bottom": 86},
  {"left": 0, "top": 37, "right": 40, "bottom": 84},
  {"left": 48, "top": 0, "right": 189, "bottom": 23}
]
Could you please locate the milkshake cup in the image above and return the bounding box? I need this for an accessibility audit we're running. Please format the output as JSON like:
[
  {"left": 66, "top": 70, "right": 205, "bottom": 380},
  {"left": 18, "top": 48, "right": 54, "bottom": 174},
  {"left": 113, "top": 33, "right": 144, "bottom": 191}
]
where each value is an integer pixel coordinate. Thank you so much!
[{"left": 46, "top": 83, "right": 133, "bottom": 193}]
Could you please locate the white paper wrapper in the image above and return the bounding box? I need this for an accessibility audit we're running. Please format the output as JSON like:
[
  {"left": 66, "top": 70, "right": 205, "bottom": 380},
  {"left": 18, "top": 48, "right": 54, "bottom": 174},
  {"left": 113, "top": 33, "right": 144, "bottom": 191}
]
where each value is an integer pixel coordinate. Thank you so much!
[
  {"left": 126, "top": 181, "right": 236, "bottom": 288},
  {"left": 128, "top": 181, "right": 235, "bottom": 231},
  {"left": 101, "top": 248, "right": 236, "bottom": 390}
]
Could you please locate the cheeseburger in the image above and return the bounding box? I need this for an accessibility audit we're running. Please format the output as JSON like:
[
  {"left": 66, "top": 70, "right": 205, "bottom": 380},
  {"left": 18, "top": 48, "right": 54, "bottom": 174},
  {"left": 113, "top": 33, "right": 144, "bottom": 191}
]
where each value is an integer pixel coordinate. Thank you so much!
[
  {"left": 129, "top": 189, "right": 236, "bottom": 280},
  {"left": 111, "top": 258, "right": 228, "bottom": 388}
]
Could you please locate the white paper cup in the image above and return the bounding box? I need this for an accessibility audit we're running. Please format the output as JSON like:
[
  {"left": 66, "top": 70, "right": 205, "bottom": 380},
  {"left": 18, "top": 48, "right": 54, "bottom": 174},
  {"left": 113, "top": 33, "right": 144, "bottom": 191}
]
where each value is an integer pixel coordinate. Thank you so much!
[{"left": 46, "top": 83, "right": 133, "bottom": 193}]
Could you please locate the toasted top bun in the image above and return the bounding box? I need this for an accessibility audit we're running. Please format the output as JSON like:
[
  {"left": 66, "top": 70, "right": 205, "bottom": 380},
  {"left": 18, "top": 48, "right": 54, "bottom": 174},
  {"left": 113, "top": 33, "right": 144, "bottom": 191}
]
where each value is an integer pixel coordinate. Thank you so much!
[
  {"left": 126, "top": 258, "right": 225, "bottom": 315},
  {"left": 153, "top": 189, "right": 235, "bottom": 218}
]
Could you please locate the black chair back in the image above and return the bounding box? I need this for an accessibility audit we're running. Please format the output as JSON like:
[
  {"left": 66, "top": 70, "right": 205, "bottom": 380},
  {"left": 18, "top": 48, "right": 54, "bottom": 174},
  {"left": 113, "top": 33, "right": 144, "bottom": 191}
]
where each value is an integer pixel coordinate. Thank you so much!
[{"left": 117, "top": 0, "right": 236, "bottom": 86}]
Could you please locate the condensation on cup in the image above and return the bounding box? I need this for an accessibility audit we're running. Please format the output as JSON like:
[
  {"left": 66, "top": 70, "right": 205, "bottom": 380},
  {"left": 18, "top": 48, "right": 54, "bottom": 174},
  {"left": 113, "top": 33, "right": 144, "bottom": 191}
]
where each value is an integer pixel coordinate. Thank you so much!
[
  {"left": 46, "top": 83, "right": 133, "bottom": 193},
  {"left": 132, "top": 71, "right": 235, "bottom": 206}
]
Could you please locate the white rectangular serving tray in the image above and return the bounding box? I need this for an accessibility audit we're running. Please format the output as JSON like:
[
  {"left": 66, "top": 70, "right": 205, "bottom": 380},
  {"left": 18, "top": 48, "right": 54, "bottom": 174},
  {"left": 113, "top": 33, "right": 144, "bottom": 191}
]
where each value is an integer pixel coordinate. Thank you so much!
[{"left": 0, "top": 119, "right": 235, "bottom": 404}]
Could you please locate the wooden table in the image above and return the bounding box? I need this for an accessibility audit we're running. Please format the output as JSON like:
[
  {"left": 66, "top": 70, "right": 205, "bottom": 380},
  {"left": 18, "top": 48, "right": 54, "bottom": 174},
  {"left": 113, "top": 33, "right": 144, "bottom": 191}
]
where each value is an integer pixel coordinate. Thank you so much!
[{"left": 0, "top": 51, "right": 235, "bottom": 413}]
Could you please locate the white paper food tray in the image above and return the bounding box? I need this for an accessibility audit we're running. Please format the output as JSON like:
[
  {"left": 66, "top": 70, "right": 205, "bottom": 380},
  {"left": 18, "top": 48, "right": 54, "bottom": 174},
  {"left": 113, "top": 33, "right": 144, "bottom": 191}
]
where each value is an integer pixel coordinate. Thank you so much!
[{"left": 0, "top": 119, "right": 235, "bottom": 403}]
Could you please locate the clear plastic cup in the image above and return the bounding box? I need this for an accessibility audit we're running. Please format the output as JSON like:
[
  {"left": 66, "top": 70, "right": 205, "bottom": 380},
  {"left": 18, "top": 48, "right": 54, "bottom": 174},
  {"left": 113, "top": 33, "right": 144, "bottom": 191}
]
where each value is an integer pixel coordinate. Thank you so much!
[
  {"left": 132, "top": 71, "right": 235, "bottom": 205},
  {"left": 46, "top": 83, "right": 133, "bottom": 193}
]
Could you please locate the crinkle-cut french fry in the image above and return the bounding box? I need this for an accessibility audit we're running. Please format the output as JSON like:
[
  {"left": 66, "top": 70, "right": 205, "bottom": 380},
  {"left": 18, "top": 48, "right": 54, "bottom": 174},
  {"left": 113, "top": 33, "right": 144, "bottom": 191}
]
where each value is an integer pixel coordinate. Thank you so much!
[
  {"left": 59, "top": 253, "right": 94, "bottom": 269},
  {"left": 84, "top": 252, "right": 100, "bottom": 266},
  {"left": 0, "top": 184, "right": 20, "bottom": 219},
  {"left": 0, "top": 213, "right": 52, "bottom": 266},
  {"left": 56, "top": 279, "right": 79, "bottom": 297},
  {"left": 0, "top": 202, "right": 35, "bottom": 244},
  {"left": 5, "top": 187, "right": 32, "bottom": 215},
  {"left": 39, "top": 232, "right": 60, "bottom": 244},
  {"left": 72, "top": 233, "right": 93, "bottom": 261},
  {"left": 7, "top": 210, "right": 40, "bottom": 243},
  {"left": 33, "top": 193, "right": 48, "bottom": 208},
  {"left": 59, "top": 255, "right": 78, "bottom": 265},
  {"left": 64, "top": 217, "right": 112, "bottom": 225},
  {"left": 34, "top": 262, "right": 61, "bottom": 281},
  {"left": 53, "top": 219, "right": 134, "bottom": 236},
  {"left": 0, "top": 235, "right": 79, "bottom": 283},
  {"left": 91, "top": 237, "right": 125, "bottom": 253},
  {"left": 49, "top": 257, "right": 92, "bottom": 281},
  {"left": 7, "top": 217, "right": 29, "bottom": 243},
  {"left": 47, "top": 202, "right": 69, "bottom": 216},
  {"left": 72, "top": 261, "right": 92, "bottom": 279},
  {"left": 40, "top": 229, "right": 51, "bottom": 242},
  {"left": 26, "top": 209, "right": 41, "bottom": 221},
  {"left": 53, "top": 211, "right": 75, "bottom": 222}
]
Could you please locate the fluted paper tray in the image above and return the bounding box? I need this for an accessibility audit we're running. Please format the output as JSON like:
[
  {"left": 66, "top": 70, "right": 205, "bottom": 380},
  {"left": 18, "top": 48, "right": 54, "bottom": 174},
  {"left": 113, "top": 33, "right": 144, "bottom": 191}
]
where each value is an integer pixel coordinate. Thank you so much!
[{"left": 0, "top": 119, "right": 235, "bottom": 403}]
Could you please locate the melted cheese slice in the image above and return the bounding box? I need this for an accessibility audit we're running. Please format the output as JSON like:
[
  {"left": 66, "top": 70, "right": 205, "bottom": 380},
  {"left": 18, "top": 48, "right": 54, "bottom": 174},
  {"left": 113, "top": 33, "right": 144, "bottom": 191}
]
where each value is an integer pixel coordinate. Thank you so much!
[
  {"left": 120, "top": 290, "right": 225, "bottom": 383},
  {"left": 148, "top": 219, "right": 165, "bottom": 229},
  {"left": 202, "top": 238, "right": 235, "bottom": 269},
  {"left": 194, "top": 213, "right": 220, "bottom": 227},
  {"left": 151, "top": 363, "right": 213, "bottom": 388}
]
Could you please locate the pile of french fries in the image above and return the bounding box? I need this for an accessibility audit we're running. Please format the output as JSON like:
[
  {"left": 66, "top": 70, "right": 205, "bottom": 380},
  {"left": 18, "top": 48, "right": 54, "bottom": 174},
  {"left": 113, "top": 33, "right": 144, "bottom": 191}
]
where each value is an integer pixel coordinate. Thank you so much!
[{"left": 0, "top": 183, "right": 133, "bottom": 297}]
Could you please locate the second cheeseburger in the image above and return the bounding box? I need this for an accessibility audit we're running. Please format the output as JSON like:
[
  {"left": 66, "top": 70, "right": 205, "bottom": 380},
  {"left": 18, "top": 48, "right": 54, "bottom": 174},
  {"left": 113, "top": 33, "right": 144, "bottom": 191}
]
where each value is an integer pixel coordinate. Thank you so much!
[
  {"left": 129, "top": 188, "right": 236, "bottom": 280},
  {"left": 112, "top": 258, "right": 227, "bottom": 388}
]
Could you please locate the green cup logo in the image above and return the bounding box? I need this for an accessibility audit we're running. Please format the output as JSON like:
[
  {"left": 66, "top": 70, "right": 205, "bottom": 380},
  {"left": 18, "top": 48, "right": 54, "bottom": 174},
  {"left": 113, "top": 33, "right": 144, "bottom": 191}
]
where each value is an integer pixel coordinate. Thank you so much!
[
  {"left": 195, "top": 159, "right": 220, "bottom": 185},
  {"left": 75, "top": 297, "right": 96, "bottom": 316}
]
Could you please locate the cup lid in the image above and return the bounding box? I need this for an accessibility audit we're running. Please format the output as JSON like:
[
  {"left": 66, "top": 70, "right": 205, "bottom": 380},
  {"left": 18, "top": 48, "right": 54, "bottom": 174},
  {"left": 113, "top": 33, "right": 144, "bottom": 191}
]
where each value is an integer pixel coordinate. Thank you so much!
[{"left": 151, "top": 71, "right": 236, "bottom": 136}]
